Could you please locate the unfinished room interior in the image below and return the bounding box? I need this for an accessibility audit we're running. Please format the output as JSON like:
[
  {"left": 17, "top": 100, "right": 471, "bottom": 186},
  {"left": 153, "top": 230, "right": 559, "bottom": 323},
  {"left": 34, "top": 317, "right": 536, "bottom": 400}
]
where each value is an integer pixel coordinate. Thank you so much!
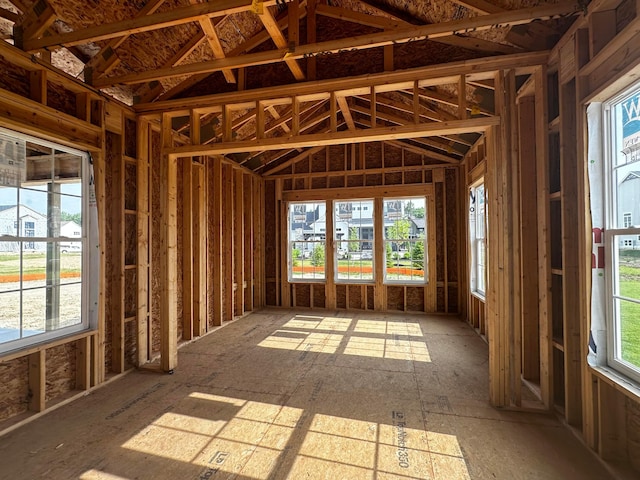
[{"left": 1, "top": 0, "right": 640, "bottom": 478}]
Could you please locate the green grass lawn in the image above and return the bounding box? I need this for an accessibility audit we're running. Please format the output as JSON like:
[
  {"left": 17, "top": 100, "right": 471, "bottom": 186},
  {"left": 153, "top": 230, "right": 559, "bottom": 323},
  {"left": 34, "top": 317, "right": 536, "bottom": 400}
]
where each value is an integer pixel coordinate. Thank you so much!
[
  {"left": 618, "top": 255, "right": 640, "bottom": 368},
  {"left": 0, "top": 252, "right": 81, "bottom": 277}
]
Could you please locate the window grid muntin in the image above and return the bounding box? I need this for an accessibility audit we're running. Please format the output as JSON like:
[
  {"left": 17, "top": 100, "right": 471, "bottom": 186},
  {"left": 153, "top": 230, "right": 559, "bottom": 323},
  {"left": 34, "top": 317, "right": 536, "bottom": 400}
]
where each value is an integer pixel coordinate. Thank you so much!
[
  {"left": 603, "top": 83, "right": 640, "bottom": 383},
  {"left": 0, "top": 127, "right": 88, "bottom": 354}
]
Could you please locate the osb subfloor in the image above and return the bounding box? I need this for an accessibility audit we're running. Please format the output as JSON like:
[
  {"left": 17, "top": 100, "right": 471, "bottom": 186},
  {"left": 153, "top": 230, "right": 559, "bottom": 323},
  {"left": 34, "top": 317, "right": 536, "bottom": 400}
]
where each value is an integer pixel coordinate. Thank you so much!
[{"left": 0, "top": 309, "right": 613, "bottom": 480}]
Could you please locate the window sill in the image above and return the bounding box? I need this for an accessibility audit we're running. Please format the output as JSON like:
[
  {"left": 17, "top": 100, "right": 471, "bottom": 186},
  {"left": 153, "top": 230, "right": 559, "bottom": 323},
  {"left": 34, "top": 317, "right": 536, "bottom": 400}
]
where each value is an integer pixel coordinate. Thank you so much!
[
  {"left": 471, "top": 291, "right": 486, "bottom": 302},
  {"left": 335, "top": 280, "right": 375, "bottom": 285},
  {"left": 590, "top": 365, "right": 640, "bottom": 404},
  {"left": 0, "top": 329, "right": 97, "bottom": 362},
  {"left": 288, "top": 279, "right": 326, "bottom": 284}
]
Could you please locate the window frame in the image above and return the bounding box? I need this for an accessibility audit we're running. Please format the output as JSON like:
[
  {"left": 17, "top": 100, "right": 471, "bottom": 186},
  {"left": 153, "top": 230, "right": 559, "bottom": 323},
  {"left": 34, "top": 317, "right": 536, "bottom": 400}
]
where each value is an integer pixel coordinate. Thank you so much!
[
  {"left": 287, "top": 200, "right": 327, "bottom": 283},
  {"left": 334, "top": 198, "right": 375, "bottom": 284},
  {"left": 0, "top": 127, "right": 92, "bottom": 355},
  {"left": 603, "top": 83, "right": 640, "bottom": 384},
  {"left": 469, "top": 180, "right": 487, "bottom": 300},
  {"left": 382, "top": 196, "right": 427, "bottom": 285}
]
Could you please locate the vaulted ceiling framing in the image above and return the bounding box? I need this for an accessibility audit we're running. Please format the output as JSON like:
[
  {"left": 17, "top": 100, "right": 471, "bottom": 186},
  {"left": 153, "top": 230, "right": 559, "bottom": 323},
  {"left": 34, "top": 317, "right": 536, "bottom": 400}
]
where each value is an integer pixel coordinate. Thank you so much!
[{"left": 0, "top": 0, "right": 579, "bottom": 171}]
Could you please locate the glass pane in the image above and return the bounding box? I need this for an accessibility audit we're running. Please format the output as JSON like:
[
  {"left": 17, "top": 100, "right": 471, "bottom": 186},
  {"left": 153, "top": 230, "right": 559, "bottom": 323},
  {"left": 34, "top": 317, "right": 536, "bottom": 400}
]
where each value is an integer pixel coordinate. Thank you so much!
[
  {"left": 22, "top": 241, "right": 48, "bottom": 288},
  {"left": 0, "top": 186, "right": 18, "bottom": 237},
  {"left": 60, "top": 194, "right": 82, "bottom": 234},
  {"left": 617, "top": 298, "right": 640, "bottom": 370},
  {"left": 18, "top": 187, "right": 49, "bottom": 236},
  {"left": 0, "top": 291, "right": 20, "bottom": 343},
  {"left": 386, "top": 240, "right": 424, "bottom": 282},
  {"left": 293, "top": 241, "right": 325, "bottom": 280},
  {"left": 613, "top": 88, "right": 640, "bottom": 228},
  {"left": 55, "top": 151, "right": 82, "bottom": 182},
  {"left": 60, "top": 244, "right": 82, "bottom": 285},
  {"left": 58, "top": 283, "right": 82, "bottom": 328},
  {"left": 615, "top": 236, "right": 640, "bottom": 300},
  {"left": 21, "top": 287, "right": 46, "bottom": 337},
  {"left": 25, "top": 143, "right": 53, "bottom": 182},
  {"left": 0, "top": 242, "right": 20, "bottom": 292}
]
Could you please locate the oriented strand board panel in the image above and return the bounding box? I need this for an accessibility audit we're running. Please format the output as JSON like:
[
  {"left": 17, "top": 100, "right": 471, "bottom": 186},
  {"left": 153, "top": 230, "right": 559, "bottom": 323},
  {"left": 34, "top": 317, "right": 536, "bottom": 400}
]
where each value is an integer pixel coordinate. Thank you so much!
[
  {"left": 0, "top": 357, "right": 29, "bottom": 421},
  {"left": 45, "top": 343, "right": 77, "bottom": 402},
  {"left": 0, "top": 310, "right": 614, "bottom": 480}
]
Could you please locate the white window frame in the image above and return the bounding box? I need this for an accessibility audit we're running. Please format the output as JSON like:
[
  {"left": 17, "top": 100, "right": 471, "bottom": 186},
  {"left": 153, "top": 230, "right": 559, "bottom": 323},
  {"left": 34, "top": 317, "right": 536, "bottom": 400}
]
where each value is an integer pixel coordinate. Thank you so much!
[
  {"left": 334, "top": 199, "right": 375, "bottom": 284},
  {"left": 383, "top": 196, "right": 427, "bottom": 285},
  {"left": 469, "top": 180, "right": 486, "bottom": 299},
  {"left": 603, "top": 84, "right": 640, "bottom": 384},
  {"left": 0, "top": 127, "right": 92, "bottom": 354},
  {"left": 287, "top": 201, "right": 326, "bottom": 283}
]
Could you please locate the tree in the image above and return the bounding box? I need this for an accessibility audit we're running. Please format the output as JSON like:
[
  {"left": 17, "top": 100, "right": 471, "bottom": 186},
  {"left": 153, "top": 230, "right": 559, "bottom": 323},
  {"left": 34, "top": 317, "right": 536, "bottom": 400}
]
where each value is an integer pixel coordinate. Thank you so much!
[
  {"left": 348, "top": 226, "right": 359, "bottom": 252},
  {"left": 411, "top": 241, "right": 425, "bottom": 270},
  {"left": 292, "top": 247, "right": 301, "bottom": 267},
  {"left": 386, "top": 219, "right": 411, "bottom": 254},
  {"left": 311, "top": 244, "right": 325, "bottom": 266},
  {"left": 61, "top": 211, "right": 82, "bottom": 225}
]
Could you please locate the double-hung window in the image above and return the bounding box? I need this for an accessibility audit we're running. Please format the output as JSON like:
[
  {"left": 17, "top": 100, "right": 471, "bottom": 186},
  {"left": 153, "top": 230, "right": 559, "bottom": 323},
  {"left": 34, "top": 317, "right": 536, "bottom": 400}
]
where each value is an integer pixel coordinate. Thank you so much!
[
  {"left": 603, "top": 83, "right": 640, "bottom": 382},
  {"left": 288, "top": 201, "right": 326, "bottom": 281},
  {"left": 0, "top": 128, "right": 92, "bottom": 353},
  {"left": 469, "top": 182, "right": 486, "bottom": 298},
  {"left": 383, "top": 197, "right": 426, "bottom": 283},
  {"left": 334, "top": 199, "right": 374, "bottom": 282}
]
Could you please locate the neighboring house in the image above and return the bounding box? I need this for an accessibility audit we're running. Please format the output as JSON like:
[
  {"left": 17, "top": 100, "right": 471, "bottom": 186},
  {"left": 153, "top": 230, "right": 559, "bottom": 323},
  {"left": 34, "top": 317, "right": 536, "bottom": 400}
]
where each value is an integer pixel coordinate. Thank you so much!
[
  {"left": 617, "top": 171, "right": 640, "bottom": 248},
  {"left": 0, "top": 204, "right": 47, "bottom": 252},
  {"left": 61, "top": 220, "right": 82, "bottom": 238}
]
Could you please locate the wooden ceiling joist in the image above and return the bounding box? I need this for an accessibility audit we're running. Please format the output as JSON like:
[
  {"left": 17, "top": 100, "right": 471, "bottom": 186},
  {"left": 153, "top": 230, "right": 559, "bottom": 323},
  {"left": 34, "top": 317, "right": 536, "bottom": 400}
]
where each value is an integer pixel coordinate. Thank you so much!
[
  {"left": 94, "top": 2, "right": 577, "bottom": 88},
  {"left": 166, "top": 116, "right": 498, "bottom": 157},
  {"left": 315, "top": 3, "right": 521, "bottom": 55},
  {"left": 135, "top": 51, "right": 548, "bottom": 114},
  {"left": 195, "top": 13, "right": 236, "bottom": 83},
  {"left": 23, "top": 0, "right": 292, "bottom": 52},
  {"left": 157, "top": 1, "right": 308, "bottom": 101},
  {"left": 259, "top": 7, "right": 305, "bottom": 80}
]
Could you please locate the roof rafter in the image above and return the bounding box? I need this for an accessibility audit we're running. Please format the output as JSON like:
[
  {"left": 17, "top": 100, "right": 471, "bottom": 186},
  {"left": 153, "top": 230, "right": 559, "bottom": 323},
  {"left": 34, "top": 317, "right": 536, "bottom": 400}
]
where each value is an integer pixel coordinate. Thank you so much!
[
  {"left": 23, "top": 0, "right": 292, "bottom": 51},
  {"left": 96, "top": 2, "right": 577, "bottom": 88}
]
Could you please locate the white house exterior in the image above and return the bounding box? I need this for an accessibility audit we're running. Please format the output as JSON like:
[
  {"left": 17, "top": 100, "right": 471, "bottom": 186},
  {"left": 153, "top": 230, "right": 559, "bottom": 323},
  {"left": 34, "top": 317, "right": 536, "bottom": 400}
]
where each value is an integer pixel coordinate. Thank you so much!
[{"left": 0, "top": 204, "right": 47, "bottom": 251}]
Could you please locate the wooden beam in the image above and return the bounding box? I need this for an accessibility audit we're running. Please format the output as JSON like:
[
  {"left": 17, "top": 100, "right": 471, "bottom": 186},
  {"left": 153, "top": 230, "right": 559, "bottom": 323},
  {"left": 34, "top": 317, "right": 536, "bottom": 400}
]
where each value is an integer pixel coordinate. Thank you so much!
[
  {"left": 223, "top": 163, "right": 234, "bottom": 321},
  {"left": 160, "top": 113, "right": 178, "bottom": 372},
  {"left": 98, "top": 3, "right": 576, "bottom": 88},
  {"left": 110, "top": 132, "right": 125, "bottom": 374},
  {"left": 20, "top": 0, "right": 56, "bottom": 43},
  {"left": 263, "top": 145, "right": 324, "bottom": 175},
  {"left": 259, "top": 7, "right": 305, "bottom": 80},
  {"left": 24, "top": 0, "right": 290, "bottom": 51},
  {"left": 243, "top": 174, "right": 254, "bottom": 312},
  {"left": 447, "top": 0, "right": 503, "bottom": 14},
  {"left": 193, "top": 161, "right": 207, "bottom": 336},
  {"left": 85, "top": 0, "right": 166, "bottom": 80},
  {"left": 315, "top": 3, "right": 520, "bottom": 54},
  {"left": 196, "top": 14, "right": 236, "bottom": 83},
  {"left": 168, "top": 116, "right": 498, "bottom": 157},
  {"left": 136, "top": 51, "right": 548, "bottom": 114},
  {"left": 0, "top": 7, "right": 19, "bottom": 23},
  {"left": 337, "top": 95, "right": 356, "bottom": 130}
]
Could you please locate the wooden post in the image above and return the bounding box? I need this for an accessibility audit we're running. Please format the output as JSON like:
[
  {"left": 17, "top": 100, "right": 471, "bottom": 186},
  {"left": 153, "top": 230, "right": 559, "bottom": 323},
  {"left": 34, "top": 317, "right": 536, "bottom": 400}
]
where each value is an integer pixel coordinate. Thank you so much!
[
  {"left": 518, "top": 95, "right": 540, "bottom": 383},
  {"left": 137, "top": 119, "right": 150, "bottom": 365},
  {"left": 211, "top": 158, "right": 224, "bottom": 326},
  {"left": 182, "top": 156, "right": 194, "bottom": 340},
  {"left": 374, "top": 197, "right": 385, "bottom": 310},
  {"left": 160, "top": 113, "right": 178, "bottom": 372},
  {"left": 326, "top": 199, "right": 336, "bottom": 309},
  {"left": 535, "top": 65, "right": 552, "bottom": 410},
  {"left": 110, "top": 132, "right": 125, "bottom": 374},
  {"left": 234, "top": 169, "right": 245, "bottom": 317},
  {"left": 243, "top": 174, "right": 254, "bottom": 312},
  {"left": 194, "top": 161, "right": 207, "bottom": 335},
  {"left": 223, "top": 163, "right": 234, "bottom": 320},
  {"left": 76, "top": 336, "right": 91, "bottom": 390},
  {"left": 28, "top": 350, "right": 45, "bottom": 412}
]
